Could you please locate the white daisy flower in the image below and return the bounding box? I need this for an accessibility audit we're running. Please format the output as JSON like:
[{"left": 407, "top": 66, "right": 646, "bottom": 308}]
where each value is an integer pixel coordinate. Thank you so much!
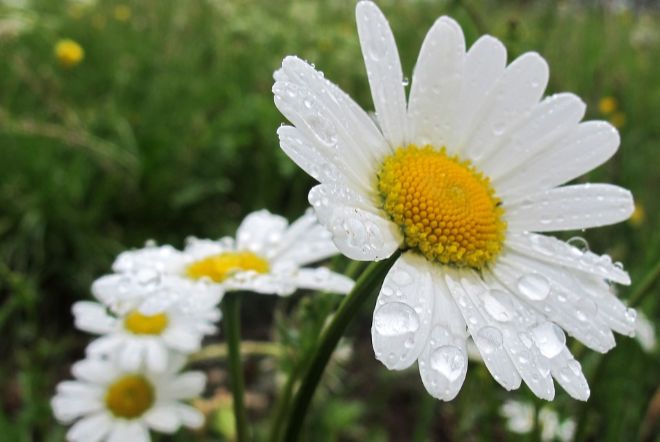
[
  {"left": 273, "top": 1, "right": 636, "bottom": 401},
  {"left": 74, "top": 274, "right": 221, "bottom": 372},
  {"left": 501, "top": 400, "right": 576, "bottom": 442},
  {"left": 109, "top": 209, "right": 354, "bottom": 296},
  {"left": 51, "top": 355, "right": 205, "bottom": 442}
]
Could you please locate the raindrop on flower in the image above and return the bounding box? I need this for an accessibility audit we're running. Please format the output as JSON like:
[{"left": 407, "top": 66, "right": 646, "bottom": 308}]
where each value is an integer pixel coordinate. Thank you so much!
[
  {"left": 517, "top": 273, "right": 550, "bottom": 301},
  {"left": 430, "top": 345, "right": 465, "bottom": 382},
  {"left": 531, "top": 322, "right": 566, "bottom": 359},
  {"left": 373, "top": 302, "right": 420, "bottom": 336}
]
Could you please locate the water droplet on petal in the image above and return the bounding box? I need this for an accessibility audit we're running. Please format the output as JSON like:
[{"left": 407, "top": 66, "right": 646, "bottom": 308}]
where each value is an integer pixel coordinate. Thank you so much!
[
  {"left": 430, "top": 345, "right": 465, "bottom": 382},
  {"left": 483, "top": 290, "right": 515, "bottom": 322},
  {"left": 476, "top": 326, "right": 503, "bottom": 355},
  {"left": 575, "top": 298, "right": 598, "bottom": 322},
  {"left": 531, "top": 322, "right": 566, "bottom": 359},
  {"left": 391, "top": 270, "right": 412, "bottom": 286},
  {"left": 373, "top": 302, "right": 420, "bottom": 336},
  {"left": 517, "top": 273, "right": 550, "bottom": 301},
  {"left": 567, "top": 236, "right": 589, "bottom": 253}
]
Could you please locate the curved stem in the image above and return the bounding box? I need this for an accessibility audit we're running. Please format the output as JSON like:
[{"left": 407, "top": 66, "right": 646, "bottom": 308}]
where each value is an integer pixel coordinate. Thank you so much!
[
  {"left": 222, "top": 293, "right": 249, "bottom": 442},
  {"left": 281, "top": 251, "right": 401, "bottom": 442}
]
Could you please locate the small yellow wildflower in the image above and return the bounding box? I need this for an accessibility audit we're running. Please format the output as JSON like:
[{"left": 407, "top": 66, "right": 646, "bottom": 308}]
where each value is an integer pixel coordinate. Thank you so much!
[
  {"left": 629, "top": 203, "right": 645, "bottom": 227},
  {"left": 598, "top": 96, "right": 618, "bottom": 115},
  {"left": 114, "top": 5, "right": 132, "bottom": 22},
  {"left": 609, "top": 111, "right": 626, "bottom": 129},
  {"left": 54, "top": 39, "right": 84, "bottom": 68}
]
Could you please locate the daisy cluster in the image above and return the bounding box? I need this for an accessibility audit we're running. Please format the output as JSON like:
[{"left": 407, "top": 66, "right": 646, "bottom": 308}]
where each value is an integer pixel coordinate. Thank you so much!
[{"left": 52, "top": 209, "right": 352, "bottom": 441}]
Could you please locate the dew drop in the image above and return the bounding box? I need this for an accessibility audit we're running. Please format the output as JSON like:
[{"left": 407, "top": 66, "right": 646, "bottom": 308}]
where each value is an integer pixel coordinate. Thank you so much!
[
  {"left": 476, "top": 326, "right": 503, "bottom": 355},
  {"left": 531, "top": 322, "right": 566, "bottom": 359},
  {"left": 517, "top": 273, "right": 550, "bottom": 301},
  {"left": 483, "top": 290, "right": 514, "bottom": 322},
  {"left": 575, "top": 298, "right": 598, "bottom": 322},
  {"left": 430, "top": 345, "right": 465, "bottom": 382},
  {"left": 135, "top": 268, "right": 160, "bottom": 290},
  {"left": 373, "top": 302, "right": 420, "bottom": 336},
  {"left": 567, "top": 236, "right": 589, "bottom": 253},
  {"left": 391, "top": 269, "right": 413, "bottom": 286}
]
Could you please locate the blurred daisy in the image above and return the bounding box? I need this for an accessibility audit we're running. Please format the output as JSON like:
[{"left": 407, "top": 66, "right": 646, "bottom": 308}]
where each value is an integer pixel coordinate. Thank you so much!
[
  {"left": 501, "top": 400, "right": 575, "bottom": 442},
  {"left": 74, "top": 274, "right": 221, "bottom": 372},
  {"left": 112, "top": 209, "right": 354, "bottom": 296},
  {"left": 274, "top": 1, "right": 635, "bottom": 401},
  {"left": 55, "top": 38, "right": 84, "bottom": 68},
  {"left": 52, "top": 355, "right": 205, "bottom": 442}
]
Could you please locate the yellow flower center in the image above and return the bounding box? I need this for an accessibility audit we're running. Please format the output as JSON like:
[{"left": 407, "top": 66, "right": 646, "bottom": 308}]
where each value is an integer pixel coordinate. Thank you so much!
[
  {"left": 123, "top": 311, "right": 169, "bottom": 335},
  {"left": 105, "top": 375, "right": 154, "bottom": 419},
  {"left": 185, "top": 251, "right": 270, "bottom": 283},
  {"left": 378, "top": 145, "right": 506, "bottom": 269},
  {"left": 54, "top": 39, "right": 84, "bottom": 68}
]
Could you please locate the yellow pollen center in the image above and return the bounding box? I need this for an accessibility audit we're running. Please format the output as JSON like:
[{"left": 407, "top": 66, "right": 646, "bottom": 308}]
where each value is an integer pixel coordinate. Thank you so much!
[
  {"left": 104, "top": 375, "right": 154, "bottom": 419},
  {"left": 123, "top": 311, "right": 169, "bottom": 335},
  {"left": 378, "top": 145, "right": 506, "bottom": 269},
  {"left": 185, "top": 251, "right": 270, "bottom": 283}
]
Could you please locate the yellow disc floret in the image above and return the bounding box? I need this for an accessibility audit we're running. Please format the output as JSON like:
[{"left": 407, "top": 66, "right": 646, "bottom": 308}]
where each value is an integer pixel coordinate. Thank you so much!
[
  {"left": 378, "top": 145, "right": 506, "bottom": 269},
  {"left": 105, "top": 375, "right": 154, "bottom": 419},
  {"left": 185, "top": 251, "right": 270, "bottom": 283},
  {"left": 124, "top": 311, "right": 169, "bottom": 335},
  {"left": 54, "top": 39, "right": 84, "bottom": 68}
]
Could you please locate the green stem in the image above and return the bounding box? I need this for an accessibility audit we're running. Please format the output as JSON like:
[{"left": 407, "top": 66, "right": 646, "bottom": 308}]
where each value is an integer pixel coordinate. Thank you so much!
[
  {"left": 222, "top": 293, "right": 249, "bottom": 442},
  {"left": 281, "top": 251, "right": 401, "bottom": 442},
  {"left": 628, "top": 258, "right": 660, "bottom": 307},
  {"left": 268, "top": 361, "right": 302, "bottom": 442}
]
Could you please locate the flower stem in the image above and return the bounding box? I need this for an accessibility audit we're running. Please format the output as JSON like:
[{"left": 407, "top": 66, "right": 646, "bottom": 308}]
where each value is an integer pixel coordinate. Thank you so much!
[
  {"left": 222, "top": 293, "right": 249, "bottom": 442},
  {"left": 281, "top": 251, "right": 401, "bottom": 442}
]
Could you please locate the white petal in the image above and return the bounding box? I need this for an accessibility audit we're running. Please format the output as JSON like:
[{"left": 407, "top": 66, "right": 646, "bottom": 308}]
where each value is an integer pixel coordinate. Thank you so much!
[
  {"left": 66, "top": 413, "right": 112, "bottom": 442},
  {"left": 144, "top": 404, "right": 182, "bottom": 433},
  {"left": 51, "top": 392, "right": 103, "bottom": 423},
  {"left": 145, "top": 340, "right": 169, "bottom": 373},
  {"left": 112, "top": 245, "right": 186, "bottom": 274},
  {"left": 481, "top": 93, "right": 586, "bottom": 179},
  {"left": 445, "top": 271, "right": 522, "bottom": 391},
  {"left": 407, "top": 16, "right": 465, "bottom": 148},
  {"left": 292, "top": 268, "right": 354, "bottom": 294},
  {"left": 161, "top": 327, "right": 202, "bottom": 353},
  {"left": 462, "top": 52, "right": 549, "bottom": 163},
  {"left": 118, "top": 340, "right": 145, "bottom": 371},
  {"left": 106, "top": 421, "right": 149, "bottom": 442},
  {"left": 72, "top": 301, "right": 116, "bottom": 335},
  {"left": 417, "top": 271, "right": 468, "bottom": 401},
  {"left": 371, "top": 253, "right": 434, "bottom": 370},
  {"left": 86, "top": 335, "right": 123, "bottom": 357},
  {"left": 182, "top": 237, "right": 228, "bottom": 261},
  {"left": 506, "top": 232, "right": 630, "bottom": 285},
  {"left": 273, "top": 62, "right": 373, "bottom": 192},
  {"left": 548, "top": 349, "right": 590, "bottom": 401},
  {"left": 176, "top": 404, "right": 205, "bottom": 429},
  {"left": 72, "top": 359, "right": 118, "bottom": 385},
  {"left": 236, "top": 209, "right": 288, "bottom": 254},
  {"left": 325, "top": 205, "right": 401, "bottom": 261},
  {"left": 162, "top": 371, "right": 206, "bottom": 400},
  {"left": 493, "top": 254, "right": 616, "bottom": 353},
  {"left": 272, "top": 209, "right": 340, "bottom": 266},
  {"left": 496, "top": 121, "right": 620, "bottom": 196},
  {"left": 505, "top": 184, "right": 634, "bottom": 232},
  {"left": 223, "top": 272, "right": 297, "bottom": 296},
  {"left": 356, "top": 0, "right": 407, "bottom": 147},
  {"left": 461, "top": 276, "right": 556, "bottom": 400},
  {"left": 449, "top": 35, "right": 507, "bottom": 151}
]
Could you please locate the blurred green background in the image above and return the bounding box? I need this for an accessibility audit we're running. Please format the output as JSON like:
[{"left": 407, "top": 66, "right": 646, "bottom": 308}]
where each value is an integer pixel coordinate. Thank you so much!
[{"left": 0, "top": 0, "right": 658, "bottom": 440}]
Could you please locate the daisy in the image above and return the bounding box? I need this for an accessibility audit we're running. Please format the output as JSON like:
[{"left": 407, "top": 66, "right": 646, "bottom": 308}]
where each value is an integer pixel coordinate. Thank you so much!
[
  {"left": 51, "top": 354, "right": 205, "bottom": 442},
  {"left": 273, "top": 1, "right": 635, "bottom": 401},
  {"left": 110, "top": 209, "right": 354, "bottom": 296},
  {"left": 74, "top": 273, "right": 222, "bottom": 372}
]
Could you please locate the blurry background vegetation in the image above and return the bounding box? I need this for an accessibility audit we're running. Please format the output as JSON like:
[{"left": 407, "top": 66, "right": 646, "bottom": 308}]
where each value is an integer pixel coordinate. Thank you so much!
[{"left": 0, "top": 0, "right": 658, "bottom": 440}]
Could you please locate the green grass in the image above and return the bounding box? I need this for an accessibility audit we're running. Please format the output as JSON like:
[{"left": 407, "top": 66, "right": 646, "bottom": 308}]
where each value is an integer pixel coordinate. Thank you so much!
[{"left": 0, "top": 0, "right": 658, "bottom": 440}]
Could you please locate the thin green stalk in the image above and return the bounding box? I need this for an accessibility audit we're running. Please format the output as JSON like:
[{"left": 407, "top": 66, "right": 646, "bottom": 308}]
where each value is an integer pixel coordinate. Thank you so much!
[
  {"left": 281, "top": 251, "right": 401, "bottom": 442},
  {"left": 268, "top": 361, "right": 302, "bottom": 442},
  {"left": 222, "top": 293, "right": 249, "bottom": 442}
]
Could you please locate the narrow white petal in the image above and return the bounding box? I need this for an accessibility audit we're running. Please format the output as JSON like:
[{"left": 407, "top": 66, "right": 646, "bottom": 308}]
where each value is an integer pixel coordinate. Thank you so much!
[
  {"left": 235, "top": 209, "right": 288, "bottom": 254},
  {"left": 372, "top": 253, "right": 434, "bottom": 370},
  {"left": 481, "top": 93, "right": 586, "bottom": 179},
  {"left": 86, "top": 335, "right": 123, "bottom": 357},
  {"left": 506, "top": 232, "right": 630, "bottom": 285},
  {"left": 462, "top": 52, "right": 549, "bottom": 163},
  {"left": 417, "top": 271, "right": 469, "bottom": 401},
  {"left": 548, "top": 349, "right": 590, "bottom": 401},
  {"left": 273, "top": 60, "right": 374, "bottom": 192},
  {"left": 66, "top": 413, "right": 112, "bottom": 442},
  {"left": 496, "top": 121, "right": 620, "bottom": 196},
  {"left": 325, "top": 205, "right": 401, "bottom": 261},
  {"left": 112, "top": 245, "right": 186, "bottom": 274},
  {"left": 176, "top": 404, "right": 205, "bottom": 429},
  {"left": 449, "top": 35, "right": 507, "bottom": 151},
  {"left": 356, "top": 1, "right": 407, "bottom": 147},
  {"left": 161, "top": 327, "right": 202, "bottom": 353},
  {"left": 71, "top": 359, "right": 118, "bottom": 385},
  {"left": 223, "top": 272, "right": 297, "bottom": 296},
  {"left": 494, "top": 254, "right": 616, "bottom": 353},
  {"left": 407, "top": 16, "right": 465, "bottom": 148},
  {"left": 461, "top": 277, "right": 556, "bottom": 400},
  {"left": 51, "top": 394, "right": 103, "bottom": 423},
  {"left": 162, "top": 371, "right": 206, "bottom": 399},
  {"left": 292, "top": 268, "right": 354, "bottom": 294},
  {"left": 72, "top": 301, "right": 116, "bottom": 335},
  {"left": 145, "top": 340, "right": 169, "bottom": 373},
  {"left": 506, "top": 184, "right": 634, "bottom": 232},
  {"left": 118, "top": 340, "right": 144, "bottom": 371},
  {"left": 144, "top": 404, "right": 181, "bottom": 433},
  {"left": 445, "top": 271, "right": 522, "bottom": 390}
]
